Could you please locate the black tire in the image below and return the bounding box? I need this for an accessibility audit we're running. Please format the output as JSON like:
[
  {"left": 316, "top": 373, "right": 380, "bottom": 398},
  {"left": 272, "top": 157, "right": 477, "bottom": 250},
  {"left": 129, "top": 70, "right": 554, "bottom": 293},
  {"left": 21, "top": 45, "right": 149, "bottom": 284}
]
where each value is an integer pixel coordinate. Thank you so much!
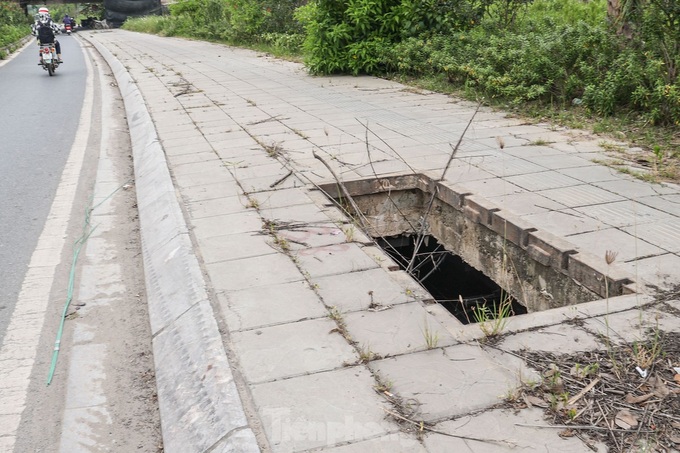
[{"left": 48, "top": 63, "right": 54, "bottom": 76}]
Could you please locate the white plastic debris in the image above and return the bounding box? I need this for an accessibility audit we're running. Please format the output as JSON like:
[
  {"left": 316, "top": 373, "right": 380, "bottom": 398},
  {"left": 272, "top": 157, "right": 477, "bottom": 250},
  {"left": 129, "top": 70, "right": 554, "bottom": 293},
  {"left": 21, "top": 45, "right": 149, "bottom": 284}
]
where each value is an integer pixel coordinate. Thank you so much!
[{"left": 635, "top": 366, "right": 648, "bottom": 378}]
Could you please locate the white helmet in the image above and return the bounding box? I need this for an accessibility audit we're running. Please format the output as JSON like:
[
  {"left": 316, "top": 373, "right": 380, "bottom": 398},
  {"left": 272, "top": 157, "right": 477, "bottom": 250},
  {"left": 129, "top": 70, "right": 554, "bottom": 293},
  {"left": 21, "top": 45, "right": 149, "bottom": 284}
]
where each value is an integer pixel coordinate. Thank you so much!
[{"left": 38, "top": 7, "right": 50, "bottom": 22}]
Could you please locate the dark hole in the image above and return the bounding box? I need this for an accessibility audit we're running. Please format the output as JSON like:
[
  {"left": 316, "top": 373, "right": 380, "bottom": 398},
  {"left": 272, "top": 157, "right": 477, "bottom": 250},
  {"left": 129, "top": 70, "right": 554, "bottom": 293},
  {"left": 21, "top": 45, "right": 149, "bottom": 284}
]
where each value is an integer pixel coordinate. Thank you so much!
[{"left": 377, "top": 235, "right": 527, "bottom": 324}]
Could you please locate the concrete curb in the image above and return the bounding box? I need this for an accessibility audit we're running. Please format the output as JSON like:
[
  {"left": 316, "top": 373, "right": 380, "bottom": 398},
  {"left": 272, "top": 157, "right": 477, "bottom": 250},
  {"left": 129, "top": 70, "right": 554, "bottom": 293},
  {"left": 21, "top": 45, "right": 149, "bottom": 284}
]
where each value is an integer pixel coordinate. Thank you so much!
[{"left": 85, "top": 36, "right": 260, "bottom": 453}]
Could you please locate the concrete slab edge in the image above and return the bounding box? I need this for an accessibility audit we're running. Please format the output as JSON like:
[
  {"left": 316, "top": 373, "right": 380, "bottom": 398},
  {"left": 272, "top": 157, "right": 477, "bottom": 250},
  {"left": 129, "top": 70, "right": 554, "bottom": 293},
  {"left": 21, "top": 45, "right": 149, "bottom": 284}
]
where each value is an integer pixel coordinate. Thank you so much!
[{"left": 84, "top": 35, "right": 260, "bottom": 453}]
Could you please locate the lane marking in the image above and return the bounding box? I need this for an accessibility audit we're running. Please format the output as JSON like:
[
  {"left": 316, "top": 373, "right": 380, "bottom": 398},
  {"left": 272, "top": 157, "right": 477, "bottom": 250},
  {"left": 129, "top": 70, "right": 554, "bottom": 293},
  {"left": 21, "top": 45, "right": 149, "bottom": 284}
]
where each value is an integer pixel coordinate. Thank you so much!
[{"left": 0, "top": 39, "right": 94, "bottom": 451}]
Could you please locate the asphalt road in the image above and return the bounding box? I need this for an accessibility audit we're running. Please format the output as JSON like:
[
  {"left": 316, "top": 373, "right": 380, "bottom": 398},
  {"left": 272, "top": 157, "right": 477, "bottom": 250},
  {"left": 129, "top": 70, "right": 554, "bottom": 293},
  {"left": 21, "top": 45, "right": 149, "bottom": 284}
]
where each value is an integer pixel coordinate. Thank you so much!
[{"left": 0, "top": 34, "right": 86, "bottom": 340}]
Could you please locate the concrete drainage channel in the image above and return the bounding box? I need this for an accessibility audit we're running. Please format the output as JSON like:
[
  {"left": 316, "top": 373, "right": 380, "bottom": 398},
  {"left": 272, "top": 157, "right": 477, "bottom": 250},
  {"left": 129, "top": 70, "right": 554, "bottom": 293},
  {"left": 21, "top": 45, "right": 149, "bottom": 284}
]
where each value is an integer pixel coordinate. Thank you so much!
[{"left": 319, "top": 173, "right": 639, "bottom": 325}]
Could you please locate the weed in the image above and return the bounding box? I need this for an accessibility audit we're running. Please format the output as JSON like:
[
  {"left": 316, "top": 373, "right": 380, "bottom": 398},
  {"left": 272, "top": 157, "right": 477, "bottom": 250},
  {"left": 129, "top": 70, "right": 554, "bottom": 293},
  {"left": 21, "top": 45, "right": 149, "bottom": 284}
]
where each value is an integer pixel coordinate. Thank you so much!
[
  {"left": 472, "top": 294, "right": 513, "bottom": 338},
  {"left": 630, "top": 327, "right": 663, "bottom": 370},
  {"left": 570, "top": 362, "right": 599, "bottom": 379},
  {"left": 273, "top": 235, "right": 291, "bottom": 252},
  {"left": 246, "top": 99, "right": 256, "bottom": 106},
  {"left": 292, "top": 128, "right": 309, "bottom": 139},
  {"left": 422, "top": 320, "right": 440, "bottom": 349},
  {"left": 343, "top": 225, "right": 356, "bottom": 242},
  {"left": 263, "top": 141, "right": 283, "bottom": 158},
  {"left": 358, "top": 344, "right": 381, "bottom": 363},
  {"left": 527, "top": 138, "right": 552, "bottom": 146},
  {"left": 246, "top": 197, "right": 260, "bottom": 209},
  {"left": 598, "top": 141, "right": 627, "bottom": 153},
  {"left": 374, "top": 376, "right": 393, "bottom": 393}
]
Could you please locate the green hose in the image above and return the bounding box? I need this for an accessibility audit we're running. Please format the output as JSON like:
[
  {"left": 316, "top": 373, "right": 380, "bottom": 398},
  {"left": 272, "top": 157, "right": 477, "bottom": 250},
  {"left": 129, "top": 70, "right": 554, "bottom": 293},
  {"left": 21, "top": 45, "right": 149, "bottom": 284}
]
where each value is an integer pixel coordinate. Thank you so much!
[{"left": 47, "top": 181, "right": 131, "bottom": 386}]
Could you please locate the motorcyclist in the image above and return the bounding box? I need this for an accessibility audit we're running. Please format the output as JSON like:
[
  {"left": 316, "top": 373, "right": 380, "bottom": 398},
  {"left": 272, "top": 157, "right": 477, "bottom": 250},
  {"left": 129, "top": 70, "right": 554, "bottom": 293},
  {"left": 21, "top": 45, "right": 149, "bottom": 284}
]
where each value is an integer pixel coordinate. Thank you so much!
[{"left": 34, "top": 8, "right": 62, "bottom": 63}]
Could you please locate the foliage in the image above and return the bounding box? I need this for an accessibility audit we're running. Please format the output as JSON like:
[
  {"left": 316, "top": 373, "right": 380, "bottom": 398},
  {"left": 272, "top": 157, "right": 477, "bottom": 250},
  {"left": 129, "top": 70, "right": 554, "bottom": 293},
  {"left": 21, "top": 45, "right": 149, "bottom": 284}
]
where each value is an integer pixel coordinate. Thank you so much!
[
  {"left": 297, "top": 0, "right": 493, "bottom": 75},
  {"left": 0, "top": 2, "right": 30, "bottom": 57},
  {"left": 0, "top": 1, "right": 28, "bottom": 25},
  {"left": 125, "top": 0, "right": 679, "bottom": 129}
]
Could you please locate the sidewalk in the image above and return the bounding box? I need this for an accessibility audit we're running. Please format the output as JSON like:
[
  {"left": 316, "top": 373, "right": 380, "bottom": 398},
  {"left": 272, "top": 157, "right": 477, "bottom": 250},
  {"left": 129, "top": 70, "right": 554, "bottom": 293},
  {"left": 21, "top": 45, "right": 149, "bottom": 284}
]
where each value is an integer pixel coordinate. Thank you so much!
[{"left": 84, "top": 30, "right": 680, "bottom": 453}]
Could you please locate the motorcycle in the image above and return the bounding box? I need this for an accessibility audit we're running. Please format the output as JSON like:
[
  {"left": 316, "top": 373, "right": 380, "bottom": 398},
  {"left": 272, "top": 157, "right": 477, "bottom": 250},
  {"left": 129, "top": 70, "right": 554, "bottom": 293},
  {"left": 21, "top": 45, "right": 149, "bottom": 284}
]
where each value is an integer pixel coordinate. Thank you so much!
[
  {"left": 39, "top": 44, "right": 60, "bottom": 76},
  {"left": 64, "top": 23, "right": 72, "bottom": 35}
]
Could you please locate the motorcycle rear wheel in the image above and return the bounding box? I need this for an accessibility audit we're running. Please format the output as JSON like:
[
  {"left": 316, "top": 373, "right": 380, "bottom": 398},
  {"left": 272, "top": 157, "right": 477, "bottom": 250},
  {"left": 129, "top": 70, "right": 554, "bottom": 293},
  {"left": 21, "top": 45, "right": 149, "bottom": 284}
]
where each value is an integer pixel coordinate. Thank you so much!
[{"left": 47, "top": 63, "right": 54, "bottom": 76}]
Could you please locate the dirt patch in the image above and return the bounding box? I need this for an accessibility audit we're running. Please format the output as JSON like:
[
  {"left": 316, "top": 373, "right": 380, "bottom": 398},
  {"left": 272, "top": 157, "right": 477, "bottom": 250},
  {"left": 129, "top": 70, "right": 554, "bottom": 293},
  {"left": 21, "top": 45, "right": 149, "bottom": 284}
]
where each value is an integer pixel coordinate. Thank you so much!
[{"left": 510, "top": 329, "right": 680, "bottom": 452}]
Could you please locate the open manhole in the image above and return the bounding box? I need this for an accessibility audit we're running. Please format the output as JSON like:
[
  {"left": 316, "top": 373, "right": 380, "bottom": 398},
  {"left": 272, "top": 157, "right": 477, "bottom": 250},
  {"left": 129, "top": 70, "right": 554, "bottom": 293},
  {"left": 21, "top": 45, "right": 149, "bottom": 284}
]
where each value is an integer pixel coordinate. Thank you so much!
[
  {"left": 378, "top": 234, "right": 527, "bottom": 324},
  {"left": 320, "top": 174, "right": 636, "bottom": 323}
]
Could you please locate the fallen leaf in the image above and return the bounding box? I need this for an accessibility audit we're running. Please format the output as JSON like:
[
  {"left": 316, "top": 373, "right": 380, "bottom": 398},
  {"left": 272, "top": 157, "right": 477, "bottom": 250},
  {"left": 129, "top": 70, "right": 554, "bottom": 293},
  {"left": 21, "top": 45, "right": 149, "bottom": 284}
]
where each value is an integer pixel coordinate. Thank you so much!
[
  {"left": 671, "top": 436, "right": 680, "bottom": 445},
  {"left": 625, "top": 393, "right": 654, "bottom": 404},
  {"left": 674, "top": 374, "right": 680, "bottom": 385},
  {"left": 525, "top": 395, "right": 549, "bottom": 408},
  {"left": 649, "top": 376, "right": 671, "bottom": 398},
  {"left": 543, "top": 364, "right": 559, "bottom": 378},
  {"left": 615, "top": 410, "right": 638, "bottom": 430},
  {"left": 559, "top": 429, "right": 576, "bottom": 438}
]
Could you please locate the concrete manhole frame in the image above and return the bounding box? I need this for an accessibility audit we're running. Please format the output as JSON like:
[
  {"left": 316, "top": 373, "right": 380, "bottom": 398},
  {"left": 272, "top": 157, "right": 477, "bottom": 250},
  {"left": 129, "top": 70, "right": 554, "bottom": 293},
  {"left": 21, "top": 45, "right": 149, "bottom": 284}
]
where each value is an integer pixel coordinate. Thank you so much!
[{"left": 318, "top": 173, "right": 639, "bottom": 318}]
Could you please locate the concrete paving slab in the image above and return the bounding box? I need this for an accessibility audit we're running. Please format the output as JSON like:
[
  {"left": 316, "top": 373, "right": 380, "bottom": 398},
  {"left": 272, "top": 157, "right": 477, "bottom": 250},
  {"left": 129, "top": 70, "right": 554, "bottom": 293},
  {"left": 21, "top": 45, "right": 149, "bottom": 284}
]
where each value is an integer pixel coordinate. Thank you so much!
[
  {"left": 622, "top": 218, "right": 680, "bottom": 253},
  {"left": 566, "top": 227, "right": 666, "bottom": 262},
  {"left": 539, "top": 184, "right": 626, "bottom": 208},
  {"left": 196, "top": 231, "right": 276, "bottom": 264},
  {"left": 239, "top": 172, "right": 305, "bottom": 193},
  {"left": 574, "top": 200, "right": 671, "bottom": 228},
  {"left": 457, "top": 178, "right": 525, "bottom": 197},
  {"left": 312, "top": 268, "right": 427, "bottom": 313},
  {"left": 276, "top": 223, "right": 351, "bottom": 250},
  {"left": 424, "top": 407, "right": 599, "bottom": 452},
  {"left": 524, "top": 154, "right": 594, "bottom": 170},
  {"left": 179, "top": 180, "right": 243, "bottom": 203},
  {"left": 174, "top": 166, "right": 240, "bottom": 189},
  {"left": 251, "top": 367, "right": 394, "bottom": 452},
  {"left": 488, "top": 192, "right": 567, "bottom": 216},
  {"left": 369, "top": 345, "right": 519, "bottom": 422},
  {"left": 631, "top": 253, "right": 680, "bottom": 290},
  {"left": 313, "top": 433, "right": 427, "bottom": 452},
  {"left": 582, "top": 303, "right": 679, "bottom": 344},
  {"left": 186, "top": 195, "right": 249, "bottom": 219},
  {"left": 218, "top": 280, "right": 328, "bottom": 331},
  {"left": 559, "top": 164, "right": 623, "bottom": 183},
  {"left": 344, "top": 302, "right": 456, "bottom": 357},
  {"left": 250, "top": 188, "right": 318, "bottom": 209},
  {"left": 636, "top": 193, "right": 680, "bottom": 217},
  {"left": 477, "top": 157, "right": 547, "bottom": 178},
  {"left": 296, "top": 243, "right": 380, "bottom": 278},
  {"left": 498, "top": 323, "right": 600, "bottom": 354},
  {"left": 506, "top": 170, "right": 582, "bottom": 191},
  {"left": 502, "top": 144, "right": 565, "bottom": 158},
  {"left": 191, "top": 210, "right": 263, "bottom": 237},
  {"left": 260, "top": 202, "right": 335, "bottom": 225},
  {"left": 232, "top": 318, "right": 357, "bottom": 383},
  {"left": 593, "top": 178, "right": 679, "bottom": 198},
  {"left": 167, "top": 151, "right": 221, "bottom": 167},
  {"left": 208, "top": 253, "right": 304, "bottom": 291},
  {"left": 522, "top": 209, "right": 604, "bottom": 236}
]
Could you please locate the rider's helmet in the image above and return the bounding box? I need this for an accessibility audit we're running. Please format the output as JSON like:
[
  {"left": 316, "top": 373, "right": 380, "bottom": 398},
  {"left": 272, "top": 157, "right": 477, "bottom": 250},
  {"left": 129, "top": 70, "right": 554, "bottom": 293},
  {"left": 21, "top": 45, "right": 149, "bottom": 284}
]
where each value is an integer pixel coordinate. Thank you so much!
[{"left": 38, "top": 7, "right": 50, "bottom": 22}]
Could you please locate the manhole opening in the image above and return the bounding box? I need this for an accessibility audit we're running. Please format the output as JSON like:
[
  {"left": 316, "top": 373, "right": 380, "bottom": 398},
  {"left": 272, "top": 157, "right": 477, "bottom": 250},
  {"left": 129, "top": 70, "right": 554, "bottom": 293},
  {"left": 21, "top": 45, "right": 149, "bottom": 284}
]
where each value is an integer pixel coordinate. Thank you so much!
[
  {"left": 319, "top": 173, "right": 636, "bottom": 317},
  {"left": 378, "top": 235, "right": 527, "bottom": 324}
]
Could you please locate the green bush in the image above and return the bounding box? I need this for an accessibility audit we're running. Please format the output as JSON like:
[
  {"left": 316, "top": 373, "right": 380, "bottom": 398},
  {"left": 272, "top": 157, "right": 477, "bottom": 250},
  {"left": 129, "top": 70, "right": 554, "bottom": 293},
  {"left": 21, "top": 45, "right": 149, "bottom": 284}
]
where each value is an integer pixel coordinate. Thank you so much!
[
  {"left": 297, "top": 0, "right": 493, "bottom": 75},
  {"left": 0, "top": 1, "right": 28, "bottom": 25}
]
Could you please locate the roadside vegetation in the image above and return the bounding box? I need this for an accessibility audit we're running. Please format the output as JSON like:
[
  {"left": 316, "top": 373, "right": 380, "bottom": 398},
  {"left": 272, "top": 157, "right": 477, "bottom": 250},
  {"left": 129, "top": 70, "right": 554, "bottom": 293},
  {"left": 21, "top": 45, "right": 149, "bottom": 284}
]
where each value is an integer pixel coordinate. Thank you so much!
[
  {"left": 0, "top": 1, "right": 30, "bottom": 58},
  {"left": 121, "top": 0, "right": 676, "bottom": 180}
]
